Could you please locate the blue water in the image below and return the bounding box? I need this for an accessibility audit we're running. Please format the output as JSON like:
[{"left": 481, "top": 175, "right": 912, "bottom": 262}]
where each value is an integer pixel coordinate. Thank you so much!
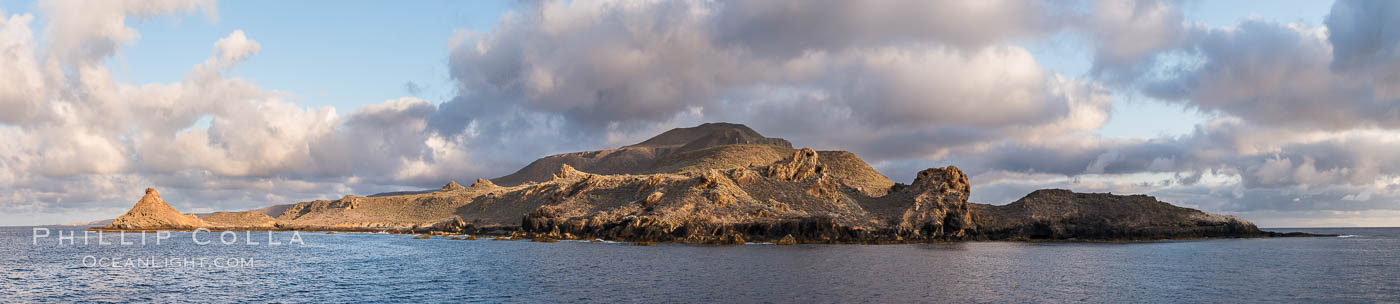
[{"left": 1, "top": 227, "right": 1396, "bottom": 303}]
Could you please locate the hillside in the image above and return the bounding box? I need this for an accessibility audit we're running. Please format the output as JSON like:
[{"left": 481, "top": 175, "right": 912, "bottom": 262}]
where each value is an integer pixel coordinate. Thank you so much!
[
  {"left": 201, "top": 211, "right": 278, "bottom": 228},
  {"left": 491, "top": 122, "right": 806, "bottom": 186}
]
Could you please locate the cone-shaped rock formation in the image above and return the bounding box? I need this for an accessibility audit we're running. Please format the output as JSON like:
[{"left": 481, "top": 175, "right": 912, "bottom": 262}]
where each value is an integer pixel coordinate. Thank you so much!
[{"left": 106, "top": 188, "right": 207, "bottom": 230}]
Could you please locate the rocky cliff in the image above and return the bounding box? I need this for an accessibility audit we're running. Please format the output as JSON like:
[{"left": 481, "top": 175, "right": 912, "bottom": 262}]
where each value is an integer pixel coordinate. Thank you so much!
[
  {"left": 518, "top": 149, "right": 979, "bottom": 243},
  {"left": 99, "top": 123, "right": 1309, "bottom": 242}
]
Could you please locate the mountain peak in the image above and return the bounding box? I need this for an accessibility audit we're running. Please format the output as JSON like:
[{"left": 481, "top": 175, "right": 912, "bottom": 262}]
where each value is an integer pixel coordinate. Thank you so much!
[
  {"left": 491, "top": 122, "right": 811, "bottom": 186},
  {"left": 627, "top": 122, "right": 792, "bottom": 150}
]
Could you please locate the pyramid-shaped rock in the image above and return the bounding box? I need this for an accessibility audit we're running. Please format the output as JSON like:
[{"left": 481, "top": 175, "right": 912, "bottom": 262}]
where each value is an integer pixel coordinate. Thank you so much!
[{"left": 107, "top": 188, "right": 207, "bottom": 230}]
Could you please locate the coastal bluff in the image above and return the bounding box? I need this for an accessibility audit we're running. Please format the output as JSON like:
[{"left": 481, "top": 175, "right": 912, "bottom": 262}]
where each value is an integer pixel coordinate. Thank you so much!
[{"left": 100, "top": 123, "right": 1322, "bottom": 242}]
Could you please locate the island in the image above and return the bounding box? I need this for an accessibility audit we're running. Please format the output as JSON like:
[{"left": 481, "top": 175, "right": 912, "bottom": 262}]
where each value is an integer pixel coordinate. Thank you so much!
[{"left": 96, "top": 123, "right": 1329, "bottom": 243}]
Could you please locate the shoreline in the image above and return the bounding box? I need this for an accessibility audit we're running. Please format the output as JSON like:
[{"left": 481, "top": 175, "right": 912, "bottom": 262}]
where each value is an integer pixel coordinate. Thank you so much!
[{"left": 80, "top": 226, "right": 1338, "bottom": 244}]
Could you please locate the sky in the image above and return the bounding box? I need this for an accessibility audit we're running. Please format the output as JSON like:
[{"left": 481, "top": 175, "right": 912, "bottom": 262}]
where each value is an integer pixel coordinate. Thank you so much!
[{"left": 1, "top": 0, "right": 1398, "bottom": 227}]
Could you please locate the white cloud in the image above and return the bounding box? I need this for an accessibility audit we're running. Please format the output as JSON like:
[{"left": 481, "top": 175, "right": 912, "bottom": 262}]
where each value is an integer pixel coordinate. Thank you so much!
[
  {"left": 0, "top": 1, "right": 490, "bottom": 225},
  {"left": 440, "top": 0, "right": 1110, "bottom": 167},
  {"left": 0, "top": 11, "right": 46, "bottom": 125},
  {"left": 1089, "top": 0, "right": 1191, "bottom": 78},
  {"left": 38, "top": 0, "right": 216, "bottom": 65}
]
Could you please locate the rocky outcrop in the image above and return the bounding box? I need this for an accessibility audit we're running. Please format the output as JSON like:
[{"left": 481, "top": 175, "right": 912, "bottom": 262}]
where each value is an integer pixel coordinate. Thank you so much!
[
  {"left": 764, "top": 148, "right": 823, "bottom": 181},
  {"left": 429, "top": 216, "right": 471, "bottom": 233},
  {"left": 554, "top": 164, "right": 589, "bottom": 179},
  {"left": 470, "top": 178, "right": 497, "bottom": 189},
  {"left": 776, "top": 234, "right": 798, "bottom": 245},
  {"left": 441, "top": 181, "right": 466, "bottom": 191},
  {"left": 107, "top": 188, "right": 207, "bottom": 230},
  {"left": 888, "top": 166, "right": 976, "bottom": 239}
]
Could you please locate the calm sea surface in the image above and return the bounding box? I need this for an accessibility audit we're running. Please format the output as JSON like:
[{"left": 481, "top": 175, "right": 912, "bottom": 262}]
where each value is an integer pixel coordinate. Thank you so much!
[{"left": 1, "top": 226, "right": 1396, "bottom": 303}]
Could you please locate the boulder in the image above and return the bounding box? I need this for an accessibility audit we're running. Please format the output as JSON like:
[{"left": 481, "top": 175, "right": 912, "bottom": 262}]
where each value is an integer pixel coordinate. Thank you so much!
[{"left": 776, "top": 234, "right": 798, "bottom": 245}]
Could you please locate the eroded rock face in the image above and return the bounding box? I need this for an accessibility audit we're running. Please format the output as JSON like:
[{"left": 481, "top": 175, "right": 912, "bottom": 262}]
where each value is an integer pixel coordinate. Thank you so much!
[
  {"left": 911, "top": 166, "right": 970, "bottom": 194},
  {"left": 764, "top": 148, "right": 823, "bottom": 181},
  {"left": 107, "top": 188, "right": 207, "bottom": 230},
  {"left": 554, "top": 164, "right": 588, "bottom": 180},
  {"left": 891, "top": 166, "right": 976, "bottom": 239},
  {"left": 517, "top": 152, "right": 982, "bottom": 243}
]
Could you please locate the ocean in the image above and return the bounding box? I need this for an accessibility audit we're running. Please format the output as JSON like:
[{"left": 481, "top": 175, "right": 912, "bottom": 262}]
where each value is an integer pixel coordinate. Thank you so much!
[{"left": 2, "top": 227, "right": 1396, "bottom": 303}]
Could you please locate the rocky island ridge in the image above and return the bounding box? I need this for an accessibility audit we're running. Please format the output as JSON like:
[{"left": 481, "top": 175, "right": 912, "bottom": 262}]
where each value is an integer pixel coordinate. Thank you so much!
[{"left": 96, "top": 123, "right": 1330, "bottom": 243}]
